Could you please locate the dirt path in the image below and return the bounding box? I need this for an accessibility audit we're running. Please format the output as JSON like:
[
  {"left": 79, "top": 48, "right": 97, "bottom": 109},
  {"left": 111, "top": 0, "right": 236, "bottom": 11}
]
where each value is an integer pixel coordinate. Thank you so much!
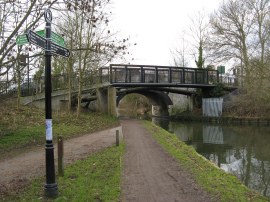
[
  {"left": 1, "top": 120, "right": 213, "bottom": 201},
  {"left": 0, "top": 126, "right": 123, "bottom": 195},
  {"left": 121, "top": 119, "right": 213, "bottom": 202}
]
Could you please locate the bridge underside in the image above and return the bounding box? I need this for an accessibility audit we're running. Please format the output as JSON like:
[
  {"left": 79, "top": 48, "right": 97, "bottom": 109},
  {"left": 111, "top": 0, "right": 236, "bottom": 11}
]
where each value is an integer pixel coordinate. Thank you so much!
[
  {"left": 111, "top": 83, "right": 216, "bottom": 89},
  {"left": 117, "top": 88, "right": 173, "bottom": 116}
]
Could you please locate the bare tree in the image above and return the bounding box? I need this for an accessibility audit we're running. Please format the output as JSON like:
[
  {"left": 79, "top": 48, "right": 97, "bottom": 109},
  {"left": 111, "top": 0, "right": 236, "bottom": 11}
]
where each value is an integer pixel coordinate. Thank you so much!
[
  {"left": 209, "top": 0, "right": 254, "bottom": 84},
  {"left": 171, "top": 31, "right": 190, "bottom": 67},
  {"left": 56, "top": 0, "right": 131, "bottom": 116},
  {"left": 248, "top": 0, "right": 270, "bottom": 68},
  {"left": 0, "top": 0, "right": 56, "bottom": 76},
  {"left": 189, "top": 11, "right": 210, "bottom": 68},
  {"left": 210, "top": 0, "right": 270, "bottom": 116}
]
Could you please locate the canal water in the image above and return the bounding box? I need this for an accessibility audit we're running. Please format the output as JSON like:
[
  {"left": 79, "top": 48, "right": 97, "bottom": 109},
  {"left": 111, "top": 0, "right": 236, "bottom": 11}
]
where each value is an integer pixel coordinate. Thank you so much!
[{"left": 153, "top": 118, "right": 270, "bottom": 198}]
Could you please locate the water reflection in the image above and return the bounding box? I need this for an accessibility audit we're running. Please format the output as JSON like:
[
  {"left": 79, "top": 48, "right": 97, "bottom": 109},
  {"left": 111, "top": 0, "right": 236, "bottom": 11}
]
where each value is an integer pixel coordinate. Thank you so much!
[{"left": 153, "top": 117, "right": 270, "bottom": 198}]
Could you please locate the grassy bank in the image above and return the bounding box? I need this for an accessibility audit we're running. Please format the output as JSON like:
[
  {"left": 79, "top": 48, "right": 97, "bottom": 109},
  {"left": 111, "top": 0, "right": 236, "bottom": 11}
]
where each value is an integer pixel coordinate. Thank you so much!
[
  {"left": 144, "top": 121, "right": 268, "bottom": 202},
  {"left": 2, "top": 144, "right": 124, "bottom": 201},
  {"left": 0, "top": 100, "right": 118, "bottom": 157}
]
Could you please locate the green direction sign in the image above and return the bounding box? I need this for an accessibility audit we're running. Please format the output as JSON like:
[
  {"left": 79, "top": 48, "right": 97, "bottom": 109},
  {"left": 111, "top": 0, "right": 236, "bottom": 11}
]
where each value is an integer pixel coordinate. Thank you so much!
[
  {"left": 52, "top": 32, "right": 65, "bottom": 47},
  {"left": 16, "top": 34, "right": 29, "bottom": 45},
  {"left": 36, "top": 30, "right": 65, "bottom": 47},
  {"left": 16, "top": 30, "right": 65, "bottom": 47},
  {"left": 217, "top": 66, "right": 225, "bottom": 74}
]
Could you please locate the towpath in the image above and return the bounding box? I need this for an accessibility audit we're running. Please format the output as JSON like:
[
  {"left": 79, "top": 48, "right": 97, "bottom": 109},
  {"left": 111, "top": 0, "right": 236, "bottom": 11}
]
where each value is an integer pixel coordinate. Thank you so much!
[
  {"left": 120, "top": 119, "right": 212, "bottom": 202},
  {"left": 0, "top": 119, "right": 213, "bottom": 201}
]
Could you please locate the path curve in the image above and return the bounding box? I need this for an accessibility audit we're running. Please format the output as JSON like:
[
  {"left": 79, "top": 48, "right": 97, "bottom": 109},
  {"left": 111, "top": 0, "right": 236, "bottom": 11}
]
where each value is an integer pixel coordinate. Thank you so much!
[
  {"left": 0, "top": 126, "right": 122, "bottom": 196},
  {"left": 121, "top": 119, "right": 213, "bottom": 202}
]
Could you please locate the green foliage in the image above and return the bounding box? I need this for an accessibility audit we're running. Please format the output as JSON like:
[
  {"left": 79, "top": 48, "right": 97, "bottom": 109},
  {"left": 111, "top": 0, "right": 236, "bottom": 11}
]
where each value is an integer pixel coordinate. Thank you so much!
[
  {"left": 144, "top": 121, "right": 268, "bottom": 202},
  {"left": 195, "top": 42, "right": 205, "bottom": 69},
  {"left": 4, "top": 144, "right": 124, "bottom": 201},
  {"left": 209, "top": 83, "right": 225, "bottom": 97},
  {"left": 170, "top": 106, "right": 188, "bottom": 115},
  {"left": 121, "top": 93, "right": 150, "bottom": 108}
]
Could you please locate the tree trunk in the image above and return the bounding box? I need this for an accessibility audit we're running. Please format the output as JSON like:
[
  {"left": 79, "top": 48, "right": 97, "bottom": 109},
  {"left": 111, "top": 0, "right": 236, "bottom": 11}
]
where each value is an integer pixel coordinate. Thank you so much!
[
  {"left": 76, "top": 73, "right": 82, "bottom": 118},
  {"left": 68, "top": 58, "right": 73, "bottom": 111}
]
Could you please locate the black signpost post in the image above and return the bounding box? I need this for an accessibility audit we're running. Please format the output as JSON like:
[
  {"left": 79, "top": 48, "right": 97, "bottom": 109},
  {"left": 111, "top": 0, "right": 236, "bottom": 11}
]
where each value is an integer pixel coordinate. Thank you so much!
[
  {"left": 24, "top": 8, "right": 70, "bottom": 198},
  {"left": 43, "top": 9, "right": 58, "bottom": 198}
]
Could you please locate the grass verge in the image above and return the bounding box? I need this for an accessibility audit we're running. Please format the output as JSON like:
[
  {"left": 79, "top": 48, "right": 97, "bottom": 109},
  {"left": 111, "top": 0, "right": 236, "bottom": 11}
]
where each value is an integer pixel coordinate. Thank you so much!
[
  {"left": 144, "top": 121, "right": 268, "bottom": 202},
  {"left": 0, "top": 102, "right": 118, "bottom": 157},
  {"left": 3, "top": 143, "right": 124, "bottom": 202}
]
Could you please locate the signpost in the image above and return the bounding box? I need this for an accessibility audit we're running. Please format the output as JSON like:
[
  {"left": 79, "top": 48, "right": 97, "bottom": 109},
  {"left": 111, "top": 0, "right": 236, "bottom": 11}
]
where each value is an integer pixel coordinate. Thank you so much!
[
  {"left": 17, "top": 9, "right": 70, "bottom": 198},
  {"left": 36, "top": 30, "right": 66, "bottom": 47},
  {"left": 16, "top": 30, "right": 66, "bottom": 47},
  {"left": 16, "top": 34, "right": 28, "bottom": 45},
  {"left": 27, "top": 30, "right": 46, "bottom": 50},
  {"left": 51, "top": 42, "right": 70, "bottom": 57}
]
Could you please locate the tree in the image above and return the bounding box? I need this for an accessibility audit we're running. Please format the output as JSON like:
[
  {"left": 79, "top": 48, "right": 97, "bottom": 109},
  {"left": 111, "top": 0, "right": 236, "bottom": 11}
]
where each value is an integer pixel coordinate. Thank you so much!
[
  {"left": 210, "top": 0, "right": 270, "bottom": 116},
  {"left": 0, "top": 0, "right": 56, "bottom": 75},
  {"left": 189, "top": 11, "right": 210, "bottom": 68},
  {"left": 209, "top": 0, "right": 254, "bottom": 84},
  {"left": 248, "top": 0, "right": 270, "bottom": 68},
  {"left": 172, "top": 11, "right": 211, "bottom": 68},
  {"left": 56, "top": 0, "right": 131, "bottom": 116},
  {"left": 0, "top": 0, "right": 58, "bottom": 109},
  {"left": 171, "top": 31, "right": 190, "bottom": 67}
]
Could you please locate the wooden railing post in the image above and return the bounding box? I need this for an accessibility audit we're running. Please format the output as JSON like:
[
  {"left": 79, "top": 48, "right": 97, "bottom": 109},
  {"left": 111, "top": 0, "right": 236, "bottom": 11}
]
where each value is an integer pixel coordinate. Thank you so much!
[
  {"left": 57, "top": 136, "right": 64, "bottom": 177},
  {"left": 116, "top": 130, "right": 119, "bottom": 146}
]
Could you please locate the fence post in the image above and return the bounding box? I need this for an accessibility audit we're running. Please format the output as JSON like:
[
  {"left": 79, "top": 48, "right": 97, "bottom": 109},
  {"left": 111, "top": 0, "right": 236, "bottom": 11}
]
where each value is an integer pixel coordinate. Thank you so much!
[
  {"left": 116, "top": 130, "right": 119, "bottom": 146},
  {"left": 57, "top": 136, "right": 64, "bottom": 177}
]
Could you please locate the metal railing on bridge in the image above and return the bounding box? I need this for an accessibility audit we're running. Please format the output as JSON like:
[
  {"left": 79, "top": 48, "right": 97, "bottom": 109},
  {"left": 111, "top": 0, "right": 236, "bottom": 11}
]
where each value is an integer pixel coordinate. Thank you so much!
[
  {"left": 1, "top": 64, "right": 238, "bottom": 98},
  {"left": 100, "top": 64, "right": 219, "bottom": 86}
]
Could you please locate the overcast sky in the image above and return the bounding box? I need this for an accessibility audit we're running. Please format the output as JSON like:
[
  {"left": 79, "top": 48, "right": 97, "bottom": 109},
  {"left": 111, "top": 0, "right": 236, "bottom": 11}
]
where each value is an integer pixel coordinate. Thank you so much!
[{"left": 111, "top": 0, "right": 223, "bottom": 66}]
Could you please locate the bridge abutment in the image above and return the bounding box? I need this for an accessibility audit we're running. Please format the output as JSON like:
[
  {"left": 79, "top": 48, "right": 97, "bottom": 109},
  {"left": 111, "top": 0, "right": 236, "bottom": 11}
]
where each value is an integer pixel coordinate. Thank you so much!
[
  {"left": 168, "top": 93, "right": 194, "bottom": 115},
  {"left": 96, "top": 88, "right": 108, "bottom": 114},
  {"left": 188, "top": 95, "right": 194, "bottom": 111},
  {"left": 108, "top": 86, "right": 117, "bottom": 116},
  {"left": 96, "top": 87, "right": 117, "bottom": 116}
]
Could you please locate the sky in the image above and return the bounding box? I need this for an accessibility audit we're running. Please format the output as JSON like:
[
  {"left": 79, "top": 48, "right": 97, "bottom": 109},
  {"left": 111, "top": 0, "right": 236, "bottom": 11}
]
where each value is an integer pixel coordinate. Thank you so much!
[{"left": 111, "top": 0, "right": 223, "bottom": 66}]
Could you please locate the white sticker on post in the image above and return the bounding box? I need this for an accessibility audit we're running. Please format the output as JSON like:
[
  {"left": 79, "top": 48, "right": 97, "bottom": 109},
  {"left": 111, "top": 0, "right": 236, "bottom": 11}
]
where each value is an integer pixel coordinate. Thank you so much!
[{"left": 46, "top": 119, "right": 53, "bottom": 140}]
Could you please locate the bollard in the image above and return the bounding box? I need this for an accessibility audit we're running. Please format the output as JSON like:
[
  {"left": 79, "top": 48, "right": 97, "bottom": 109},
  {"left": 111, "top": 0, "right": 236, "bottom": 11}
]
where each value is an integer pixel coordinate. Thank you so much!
[
  {"left": 57, "top": 136, "right": 64, "bottom": 177},
  {"left": 116, "top": 130, "right": 119, "bottom": 147}
]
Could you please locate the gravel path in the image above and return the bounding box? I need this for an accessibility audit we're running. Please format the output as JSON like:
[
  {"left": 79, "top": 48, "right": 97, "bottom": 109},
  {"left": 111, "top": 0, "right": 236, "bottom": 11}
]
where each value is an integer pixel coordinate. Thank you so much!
[
  {"left": 120, "top": 119, "right": 213, "bottom": 202},
  {"left": 0, "top": 126, "right": 123, "bottom": 196},
  {"left": 0, "top": 119, "right": 213, "bottom": 201}
]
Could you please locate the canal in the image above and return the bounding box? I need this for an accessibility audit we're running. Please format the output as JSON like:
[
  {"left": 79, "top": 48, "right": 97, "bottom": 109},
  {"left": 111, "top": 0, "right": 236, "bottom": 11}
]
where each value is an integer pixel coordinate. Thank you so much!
[{"left": 153, "top": 118, "right": 270, "bottom": 198}]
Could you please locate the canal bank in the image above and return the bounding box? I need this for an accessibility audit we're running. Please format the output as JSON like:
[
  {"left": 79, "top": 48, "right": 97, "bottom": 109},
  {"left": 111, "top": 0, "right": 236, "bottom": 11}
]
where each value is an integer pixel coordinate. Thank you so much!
[
  {"left": 152, "top": 116, "right": 270, "bottom": 199},
  {"left": 144, "top": 120, "right": 268, "bottom": 201},
  {"left": 171, "top": 115, "right": 270, "bottom": 126}
]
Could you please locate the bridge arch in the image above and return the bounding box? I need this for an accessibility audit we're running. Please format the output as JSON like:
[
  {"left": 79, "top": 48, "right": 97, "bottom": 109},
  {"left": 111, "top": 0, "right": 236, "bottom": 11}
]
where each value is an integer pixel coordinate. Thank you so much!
[{"left": 116, "top": 88, "right": 173, "bottom": 116}]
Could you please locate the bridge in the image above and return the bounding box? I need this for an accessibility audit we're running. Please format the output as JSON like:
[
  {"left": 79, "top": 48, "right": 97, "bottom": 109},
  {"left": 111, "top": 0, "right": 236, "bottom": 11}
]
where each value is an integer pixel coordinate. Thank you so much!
[
  {"left": 100, "top": 64, "right": 219, "bottom": 87},
  {"left": 2, "top": 64, "right": 237, "bottom": 116}
]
